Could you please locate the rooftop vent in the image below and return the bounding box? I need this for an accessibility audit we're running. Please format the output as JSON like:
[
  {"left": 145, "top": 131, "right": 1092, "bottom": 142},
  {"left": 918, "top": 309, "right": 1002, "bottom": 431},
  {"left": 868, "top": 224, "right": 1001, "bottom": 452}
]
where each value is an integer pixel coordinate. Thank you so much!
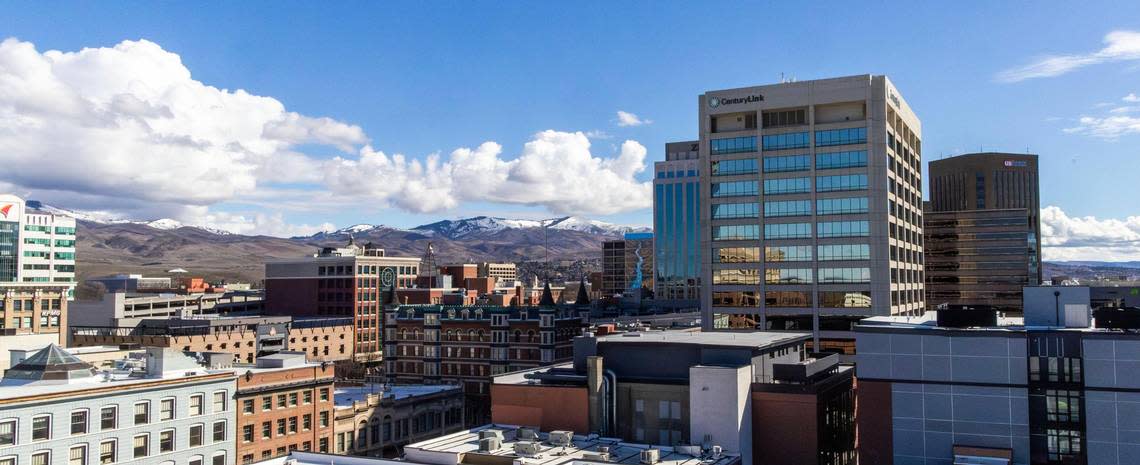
[
  {"left": 480, "top": 429, "right": 505, "bottom": 442},
  {"left": 548, "top": 430, "right": 573, "bottom": 447},
  {"left": 479, "top": 437, "right": 501, "bottom": 452},
  {"left": 640, "top": 449, "right": 660, "bottom": 465},
  {"left": 513, "top": 441, "right": 542, "bottom": 457}
]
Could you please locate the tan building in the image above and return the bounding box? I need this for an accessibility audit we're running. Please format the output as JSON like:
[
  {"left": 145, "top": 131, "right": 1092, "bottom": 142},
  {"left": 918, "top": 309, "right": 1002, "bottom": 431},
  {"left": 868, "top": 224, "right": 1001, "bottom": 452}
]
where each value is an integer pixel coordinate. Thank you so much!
[
  {"left": 478, "top": 262, "right": 517, "bottom": 285},
  {"left": 67, "top": 289, "right": 263, "bottom": 328},
  {"left": 332, "top": 384, "right": 464, "bottom": 457},
  {"left": 235, "top": 352, "right": 336, "bottom": 464},
  {"left": 0, "top": 282, "right": 68, "bottom": 337}
]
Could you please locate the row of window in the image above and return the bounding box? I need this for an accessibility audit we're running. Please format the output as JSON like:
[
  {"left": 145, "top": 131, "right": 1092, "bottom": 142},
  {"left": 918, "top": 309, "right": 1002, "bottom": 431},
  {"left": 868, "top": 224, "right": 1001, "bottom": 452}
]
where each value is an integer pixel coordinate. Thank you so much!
[
  {"left": 713, "top": 244, "right": 871, "bottom": 263},
  {"left": 711, "top": 290, "right": 872, "bottom": 308},
  {"left": 241, "top": 388, "right": 328, "bottom": 414},
  {"left": 711, "top": 267, "right": 872, "bottom": 284},
  {"left": 710, "top": 136, "right": 757, "bottom": 155},
  {"left": 713, "top": 197, "right": 868, "bottom": 220},
  {"left": 712, "top": 175, "right": 868, "bottom": 198},
  {"left": 711, "top": 128, "right": 867, "bottom": 155},
  {"left": 655, "top": 169, "right": 698, "bottom": 179},
  {"left": 0, "top": 423, "right": 226, "bottom": 464},
  {"left": 0, "top": 392, "right": 227, "bottom": 447}
]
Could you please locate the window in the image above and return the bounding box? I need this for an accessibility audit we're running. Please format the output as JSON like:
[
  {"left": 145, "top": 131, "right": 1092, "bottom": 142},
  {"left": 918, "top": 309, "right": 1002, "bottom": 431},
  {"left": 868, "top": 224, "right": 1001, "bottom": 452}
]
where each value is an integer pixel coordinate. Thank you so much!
[
  {"left": 99, "top": 440, "right": 116, "bottom": 464},
  {"left": 764, "top": 223, "right": 811, "bottom": 240},
  {"left": 816, "top": 150, "right": 867, "bottom": 169},
  {"left": 0, "top": 420, "right": 14, "bottom": 446},
  {"left": 762, "top": 109, "right": 806, "bottom": 128},
  {"left": 32, "top": 415, "right": 50, "bottom": 441},
  {"left": 277, "top": 419, "right": 286, "bottom": 435},
  {"left": 242, "top": 424, "right": 254, "bottom": 442},
  {"left": 213, "top": 391, "right": 227, "bottom": 412},
  {"left": 763, "top": 177, "right": 810, "bottom": 195},
  {"left": 817, "top": 197, "right": 868, "bottom": 215},
  {"left": 762, "top": 132, "right": 809, "bottom": 150},
  {"left": 212, "top": 421, "right": 226, "bottom": 442},
  {"left": 818, "top": 268, "right": 871, "bottom": 284},
  {"left": 818, "top": 244, "right": 870, "bottom": 261},
  {"left": 71, "top": 410, "right": 88, "bottom": 435},
  {"left": 159, "top": 429, "right": 174, "bottom": 453},
  {"left": 190, "top": 394, "right": 204, "bottom": 416},
  {"left": 277, "top": 394, "right": 286, "bottom": 409},
  {"left": 817, "top": 221, "right": 869, "bottom": 238},
  {"left": 711, "top": 180, "right": 757, "bottom": 198},
  {"left": 711, "top": 202, "right": 758, "bottom": 219},
  {"left": 212, "top": 453, "right": 227, "bottom": 465},
  {"left": 816, "top": 174, "right": 867, "bottom": 192},
  {"left": 815, "top": 127, "right": 866, "bottom": 147},
  {"left": 303, "top": 414, "right": 312, "bottom": 431},
  {"left": 320, "top": 388, "right": 330, "bottom": 401},
  {"left": 31, "top": 452, "right": 49, "bottom": 465},
  {"left": 303, "top": 391, "right": 313, "bottom": 404},
  {"left": 261, "top": 422, "right": 271, "bottom": 439},
  {"left": 819, "top": 291, "right": 872, "bottom": 308},
  {"left": 1047, "top": 428, "right": 1082, "bottom": 462},
  {"left": 765, "top": 246, "right": 812, "bottom": 262},
  {"left": 764, "top": 200, "right": 811, "bottom": 217},
  {"left": 133, "top": 434, "right": 149, "bottom": 458},
  {"left": 0, "top": 458, "right": 14, "bottom": 465},
  {"left": 762, "top": 154, "right": 810, "bottom": 173},
  {"left": 190, "top": 456, "right": 203, "bottom": 465},
  {"left": 711, "top": 158, "right": 757, "bottom": 176},
  {"left": 69, "top": 445, "right": 87, "bottom": 465},
  {"left": 288, "top": 392, "right": 298, "bottom": 406},
  {"left": 261, "top": 396, "right": 271, "bottom": 411},
  {"left": 712, "top": 224, "right": 759, "bottom": 241},
  {"left": 766, "top": 291, "right": 812, "bottom": 308},
  {"left": 189, "top": 424, "right": 203, "bottom": 447},
  {"left": 160, "top": 398, "right": 175, "bottom": 421},
  {"left": 711, "top": 291, "right": 760, "bottom": 307},
  {"left": 765, "top": 268, "right": 812, "bottom": 284},
  {"left": 319, "top": 411, "right": 330, "bottom": 428},
  {"left": 134, "top": 402, "right": 149, "bottom": 425},
  {"left": 100, "top": 406, "right": 117, "bottom": 430},
  {"left": 711, "top": 269, "right": 761, "bottom": 285},
  {"left": 713, "top": 247, "right": 761, "bottom": 263},
  {"left": 710, "top": 136, "right": 757, "bottom": 155},
  {"left": 288, "top": 417, "right": 297, "bottom": 434},
  {"left": 242, "top": 399, "right": 254, "bottom": 414}
]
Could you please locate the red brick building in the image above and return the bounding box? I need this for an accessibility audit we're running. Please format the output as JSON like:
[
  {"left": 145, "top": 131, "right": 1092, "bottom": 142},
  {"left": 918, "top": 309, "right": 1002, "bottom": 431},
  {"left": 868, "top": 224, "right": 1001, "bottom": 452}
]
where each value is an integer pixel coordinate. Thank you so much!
[{"left": 235, "top": 352, "right": 337, "bottom": 464}]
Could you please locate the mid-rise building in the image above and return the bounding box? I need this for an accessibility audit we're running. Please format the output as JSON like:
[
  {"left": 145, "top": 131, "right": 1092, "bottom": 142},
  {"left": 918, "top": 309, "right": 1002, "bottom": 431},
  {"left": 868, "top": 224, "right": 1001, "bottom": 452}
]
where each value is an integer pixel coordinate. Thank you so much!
[
  {"left": 601, "top": 233, "right": 654, "bottom": 299},
  {"left": 332, "top": 384, "right": 464, "bottom": 457},
  {"left": 925, "top": 152, "right": 1041, "bottom": 313},
  {"left": 855, "top": 287, "right": 1140, "bottom": 465},
  {"left": 264, "top": 241, "right": 421, "bottom": 360},
  {"left": 0, "top": 196, "right": 76, "bottom": 297},
  {"left": 478, "top": 262, "right": 517, "bottom": 285},
  {"left": 654, "top": 141, "right": 702, "bottom": 304},
  {"left": 383, "top": 286, "right": 584, "bottom": 424},
  {"left": 235, "top": 352, "right": 336, "bottom": 463},
  {"left": 68, "top": 289, "right": 263, "bottom": 328},
  {"left": 0, "top": 345, "right": 236, "bottom": 465},
  {"left": 699, "top": 75, "right": 924, "bottom": 348}
]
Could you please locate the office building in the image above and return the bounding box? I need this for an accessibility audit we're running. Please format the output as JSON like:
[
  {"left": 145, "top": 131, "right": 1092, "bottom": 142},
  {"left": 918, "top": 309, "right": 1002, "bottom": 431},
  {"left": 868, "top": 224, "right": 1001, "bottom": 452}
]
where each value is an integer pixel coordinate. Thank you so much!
[
  {"left": 266, "top": 424, "right": 742, "bottom": 465},
  {"left": 654, "top": 141, "right": 702, "bottom": 304},
  {"left": 699, "top": 75, "right": 924, "bottom": 346},
  {"left": 490, "top": 330, "right": 855, "bottom": 465},
  {"left": 925, "top": 153, "right": 1041, "bottom": 314},
  {"left": 855, "top": 288, "right": 1140, "bottom": 465},
  {"left": 601, "top": 233, "right": 654, "bottom": 298},
  {"left": 68, "top": 289, "right": 263, "bottom": 328},
  {"left": 478, "top": 262, "right": 517, "bottom": 285},
  {"left": 0, "top": 345, "right": 235, "bottom": 465},
  {"left": 0, "top": 196, "right": 77, "bottom": 297},
  {"left": 235, "top": 352, "right": 336, "bottom": 463},
  {"left": 383, "top": 286, "right": 584, "bottom": 424},
  {"left": 332, "top": 384, "right": 464, "bottom": 457},
  {"left": 264, "top": 241, "right": 421, "bottom": 360}
]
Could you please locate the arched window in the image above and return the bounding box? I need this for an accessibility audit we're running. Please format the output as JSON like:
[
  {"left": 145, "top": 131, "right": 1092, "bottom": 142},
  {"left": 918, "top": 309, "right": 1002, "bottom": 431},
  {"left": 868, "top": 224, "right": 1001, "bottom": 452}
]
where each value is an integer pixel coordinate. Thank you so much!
[
  {"left": 527, "top": 330, "right": 536, "bottom": 343},
  {"left": 512, "top": 330, "right": 521, "bottom": 342},
  {"left": 370, "top": 418, "right": 380, "bottom": 444},
  {"left": 357, "top": 421, "right": 368, "bottom": 448},
  {"left": 383, "top": 415, "right": 393, "bottom": 442}
]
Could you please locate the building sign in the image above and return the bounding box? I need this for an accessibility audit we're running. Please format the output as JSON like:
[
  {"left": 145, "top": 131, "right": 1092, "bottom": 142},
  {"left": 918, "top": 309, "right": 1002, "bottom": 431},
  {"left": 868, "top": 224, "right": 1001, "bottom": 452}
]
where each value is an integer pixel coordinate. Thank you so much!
[
  {"left": 0, "top": 204, "right": 12, "bottom": 219},
  {"left": 380, "top": 266, "right": 396, "bottom": 290},
  {"left": 1003, "top": 160, "right": 1028, "bottom": 167},
  {"left": 888, "top": 91, "right": 901, "bottom": 109},
  {"left": 708, "top": 94, "right": 763, "bottom": 108}
]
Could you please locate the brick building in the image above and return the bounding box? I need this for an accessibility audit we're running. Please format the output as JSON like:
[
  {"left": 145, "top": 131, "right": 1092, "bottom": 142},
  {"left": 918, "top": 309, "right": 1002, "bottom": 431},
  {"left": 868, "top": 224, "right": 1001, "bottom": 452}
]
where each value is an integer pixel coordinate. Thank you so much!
[
  {"left": 383, "top": 285, "right": 585, "bottom": 424},
  {"left": 332, "top": 384, "right": 465, "bottom": 457},
  {"left": 234, "top": 352, "right": 336, "bottom": 464}
]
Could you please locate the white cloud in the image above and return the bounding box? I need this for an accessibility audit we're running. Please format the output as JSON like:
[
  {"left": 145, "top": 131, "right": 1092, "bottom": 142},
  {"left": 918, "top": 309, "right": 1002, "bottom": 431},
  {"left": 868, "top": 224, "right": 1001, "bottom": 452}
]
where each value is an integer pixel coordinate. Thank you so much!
[
  {"left": 1041, "top": 205, "right": 1140, "bottom": 261},
  {"left": 616, "top": 110, "right": 651, "bottom": 127},
  {"left": 324, "top": 130, "right": 651, "bottom": 215},
  {"left": 0, "top": 38, "right": 656, "bottom": 236},
  {"left": 996, "top": 30, "right": 1140, "bottom": 82},
  {"left": 1064, "top": 114, "right": 1140, "bottom": 138},
  {"left": 1124, "top": 93, "right": 1140, "bottom": 102}
]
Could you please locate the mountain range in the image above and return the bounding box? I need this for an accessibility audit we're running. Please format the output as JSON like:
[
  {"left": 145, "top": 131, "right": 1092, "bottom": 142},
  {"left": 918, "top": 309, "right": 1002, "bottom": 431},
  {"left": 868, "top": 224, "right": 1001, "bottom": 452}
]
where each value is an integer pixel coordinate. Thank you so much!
[{"left": 69, "top": 209, "right": 648, "bottom": 284}]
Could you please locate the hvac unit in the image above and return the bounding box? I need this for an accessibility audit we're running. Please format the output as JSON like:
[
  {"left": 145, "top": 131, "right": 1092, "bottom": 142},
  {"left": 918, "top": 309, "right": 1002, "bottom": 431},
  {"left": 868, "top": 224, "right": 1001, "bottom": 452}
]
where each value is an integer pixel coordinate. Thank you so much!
[
  {"left": 479, "top": 437, "right": 501, "bottom": 452},
  {"left": 640, "top": 449, "right": 660, "bottom": 465},
  {"left": 548, "top": 430, "right": 574, "bottom": 446},
  {"left": 518, "top": 427, "right": 539, "bottom": 441},
  {"left": 513, "top": 441, "right": 542, "bottom": 457},
  {"left": 676, "top": 445, "right": 702, "bottom": 457},
  {"left": 480, "top": 430, "right": 505, "bottom": 441},
  {"left": 583, "top": 452, "right": 610, "bottom": 462},
  {"left": 711, "top": 445, "right": 723, "bottom": 458}
]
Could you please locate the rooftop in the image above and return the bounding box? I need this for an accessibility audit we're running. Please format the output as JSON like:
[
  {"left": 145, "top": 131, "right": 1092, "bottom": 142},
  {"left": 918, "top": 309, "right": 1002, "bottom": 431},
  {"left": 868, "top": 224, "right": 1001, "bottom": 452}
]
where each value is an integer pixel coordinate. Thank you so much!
[
  {"left": 334, "top": 384, "right": 461, "bottom": 408},
  {"left": 596, "top": 329, "right": 808, "bottom": 349}
]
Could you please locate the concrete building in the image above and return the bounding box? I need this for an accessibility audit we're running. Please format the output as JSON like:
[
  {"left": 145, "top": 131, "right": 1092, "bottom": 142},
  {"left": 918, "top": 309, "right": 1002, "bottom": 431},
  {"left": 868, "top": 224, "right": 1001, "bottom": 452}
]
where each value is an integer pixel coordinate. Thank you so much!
[
  {"left": 0, "top": 345, "right": 236, "bottom": 465},
  {"left": 0, "top": 196, "right": 77, "bottom": 298},
  {"left": 654, "top": 141, "right": 702, "bottom": 305},
  {"left": 925, "top": 153, "right": 1041, "bottom": 314},
  {"left": 699, "top": 75, "right": 924, "bottom": 349},
  {"left": 235, "top": 352, "right": 336, "bottom": 464},
  {"left": 854, "top": 289, "right": 1140, "bottom": 465},
  {"left": 490, "top": 330, "right": 856, "bottom": 465},
  {"left": 332, "top": 384, "right": 464, "bottom": 457},
  {"left": 383, "top": 286, "right": 585, "bottom": 424},
  {"left": 264, "top": 241, "right": 421, "bottom": 360},
  {"left": 69, "top": 315, "right": 353, "bottom": 364},
  {"left": 478, "top": 263, "right": 517, "bottom": 286},
  {"left": 263, "top": 424, "right": 742, "bottom": 465},
  {"left": 67, "top": 289, "right": 263, "bottom": 328},
  {"left": 602, "top": 233, "right": 654, "bottom": 299}
]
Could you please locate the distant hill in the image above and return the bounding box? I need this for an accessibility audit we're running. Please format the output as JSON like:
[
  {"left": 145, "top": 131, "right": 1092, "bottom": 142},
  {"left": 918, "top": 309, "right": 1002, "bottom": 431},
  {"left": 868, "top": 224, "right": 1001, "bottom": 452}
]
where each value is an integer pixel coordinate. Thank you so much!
[{"left": 74, "top": 214, "right": 647, "bottom": 284}]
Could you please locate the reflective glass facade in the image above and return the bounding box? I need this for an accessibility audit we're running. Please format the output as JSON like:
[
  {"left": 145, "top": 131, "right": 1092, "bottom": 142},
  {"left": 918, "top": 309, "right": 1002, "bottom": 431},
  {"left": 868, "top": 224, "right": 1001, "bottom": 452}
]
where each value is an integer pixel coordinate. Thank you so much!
[{"left": 653, "top": 142, "right": 701, "bottom": 301}]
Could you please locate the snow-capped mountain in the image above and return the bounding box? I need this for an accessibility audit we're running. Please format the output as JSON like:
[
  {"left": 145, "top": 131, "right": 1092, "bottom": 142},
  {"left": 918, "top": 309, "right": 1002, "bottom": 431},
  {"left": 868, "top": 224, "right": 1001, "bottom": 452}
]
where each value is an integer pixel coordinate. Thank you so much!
[
  {"left": 35, "top": 204, "right": 232, "bottom": 235},
  {"left": 410, "top": 216, "right": 648, "bottom": 239}
]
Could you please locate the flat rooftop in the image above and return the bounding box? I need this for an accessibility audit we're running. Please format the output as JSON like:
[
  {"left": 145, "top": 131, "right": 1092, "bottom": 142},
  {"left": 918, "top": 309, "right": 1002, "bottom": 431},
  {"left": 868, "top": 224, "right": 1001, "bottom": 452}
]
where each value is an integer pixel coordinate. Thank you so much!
[
  {"left": 404, "top": 424, "right": 740, "bottom": 465},
  {"left": 335, "top": 384, "right": 461, "bottom": 408},
  {"left": 597, "top": 329, "right": 808, "bottom": 349}
]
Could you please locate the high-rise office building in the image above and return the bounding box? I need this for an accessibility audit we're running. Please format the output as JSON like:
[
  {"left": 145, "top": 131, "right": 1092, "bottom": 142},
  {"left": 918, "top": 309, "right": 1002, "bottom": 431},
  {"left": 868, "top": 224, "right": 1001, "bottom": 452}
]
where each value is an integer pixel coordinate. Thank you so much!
[
  {"left": 925, "top": 153, "right": 1041, "bottom": 313},
  {"left": 0, "top": 195, "right": 77, "bottom": 297},
  {"left": 699, "top": 75, "right": 924, "bottom": 346},
  {"left": 601, "top": 233, "right": 654, "bottom": 299},
  {"left": 653, "top": 141, "right": 702, "bottom": 303}
]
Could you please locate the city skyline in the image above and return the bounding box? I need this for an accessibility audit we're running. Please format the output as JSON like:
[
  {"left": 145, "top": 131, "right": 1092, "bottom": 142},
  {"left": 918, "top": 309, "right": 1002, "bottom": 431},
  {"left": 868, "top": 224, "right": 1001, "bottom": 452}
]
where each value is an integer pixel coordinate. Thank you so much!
[{"left": 2, "top": 2, "right": 1140, "bottom": 261}]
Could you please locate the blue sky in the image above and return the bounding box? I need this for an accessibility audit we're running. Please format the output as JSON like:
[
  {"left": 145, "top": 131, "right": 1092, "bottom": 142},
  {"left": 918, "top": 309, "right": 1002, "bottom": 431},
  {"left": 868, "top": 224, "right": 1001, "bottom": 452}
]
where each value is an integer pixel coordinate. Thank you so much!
[{"left": 2, "top": 2, "right": 1140, "bottom": 259}]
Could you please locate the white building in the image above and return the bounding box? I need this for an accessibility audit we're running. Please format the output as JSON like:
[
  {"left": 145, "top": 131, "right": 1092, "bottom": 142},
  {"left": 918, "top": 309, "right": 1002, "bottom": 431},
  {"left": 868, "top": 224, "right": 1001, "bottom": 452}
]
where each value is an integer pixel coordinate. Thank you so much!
[
  {"left": 0, "top": 345, "right": 236, "bottom": 465},
  {"left": 0, "top": 195, "right": 77, "bottom": 298}
]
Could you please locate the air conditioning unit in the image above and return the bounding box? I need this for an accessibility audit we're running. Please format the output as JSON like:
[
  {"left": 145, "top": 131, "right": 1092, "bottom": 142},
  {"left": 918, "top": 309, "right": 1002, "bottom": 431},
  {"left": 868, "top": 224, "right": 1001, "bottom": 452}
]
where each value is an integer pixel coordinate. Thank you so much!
[
  {"left": 640, "top": 449, "right": 660, "bottom": 465},
  {"left": 583, "top": 452, "right": 610, "bottom": 462},
  {"left": 676, "top": 445, "right": 702, "bottom": 457},
  {"left": 479, "top": 437, "right": 502, "bottom": 452},
  {"left": 480, "top": 430, "right": 505, "bottom": 441},
  {"left": 710, "top": 445, "right": 723, "bottom": 459},
  {"left": 548, "top": 430, "right": 574, "bottom": 446},
  {"left": 513, "top": 441, "right": 542, "bottom": 457},
  {"left": 518, "top": 427, "right": 539, "bottom": 440}
]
